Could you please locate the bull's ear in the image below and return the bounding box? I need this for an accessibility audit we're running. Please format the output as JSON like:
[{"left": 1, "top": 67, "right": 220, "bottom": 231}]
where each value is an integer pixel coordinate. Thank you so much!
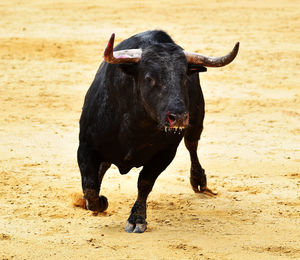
[
  {"left": 187, "top": 65, "right": 207, "bottom": 75},
  {"left": 119, "top": 63, "right": 138, "bottom": 76}
]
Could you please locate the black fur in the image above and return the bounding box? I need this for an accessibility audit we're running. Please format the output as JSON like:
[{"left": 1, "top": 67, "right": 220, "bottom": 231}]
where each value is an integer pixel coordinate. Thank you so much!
[{"left": 77, "top": 30, "right": 209, "bottom": 232}]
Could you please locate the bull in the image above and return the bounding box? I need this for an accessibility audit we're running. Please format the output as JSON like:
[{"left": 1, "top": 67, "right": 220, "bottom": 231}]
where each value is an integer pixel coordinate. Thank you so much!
[{"left": 77, "top": 30, "right": 239, "bottom": 233}]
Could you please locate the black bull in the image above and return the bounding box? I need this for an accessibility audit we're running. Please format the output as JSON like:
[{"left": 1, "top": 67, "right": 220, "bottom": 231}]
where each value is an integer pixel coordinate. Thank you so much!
[{"left": 77, "top": 30, "right": 239, "bottom": 233}]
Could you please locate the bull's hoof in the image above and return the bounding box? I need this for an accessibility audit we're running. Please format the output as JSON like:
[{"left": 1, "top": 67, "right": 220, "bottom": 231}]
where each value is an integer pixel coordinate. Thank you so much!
[
  {"left": 86, "top": 195, "right": 108, "bottom": 212},
  {"left": 190, "top": 169, "right": 217, "bottom": 196},
  {"left": 125, "top": 221, "right": 147, "bottom": 233},
  {"left": 199, "top": 187, "right": 218, "bottom": 196},
  {"left": 125, "top": 201, "right": 147, "bottom": 233}
]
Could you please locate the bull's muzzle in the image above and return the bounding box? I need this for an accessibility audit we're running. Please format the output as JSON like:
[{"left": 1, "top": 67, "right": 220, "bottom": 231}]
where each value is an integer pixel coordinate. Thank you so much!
[{"left": 166, "top": 112, "right": 189, "bottom": 128}]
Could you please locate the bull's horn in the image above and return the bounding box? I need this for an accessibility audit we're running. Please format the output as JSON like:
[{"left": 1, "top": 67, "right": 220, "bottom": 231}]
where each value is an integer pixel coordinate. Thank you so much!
[
  {"left": 184, "top": 42, "right": 239, "bottom": 67},
  {"left": 103, "top": 33, "right": 142, "bottom": 64}
]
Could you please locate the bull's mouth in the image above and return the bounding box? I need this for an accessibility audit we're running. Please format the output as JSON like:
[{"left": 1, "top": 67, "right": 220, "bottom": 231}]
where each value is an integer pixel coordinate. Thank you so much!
[
  {"left": 160, "top": 111, "right": 189, "bottom": 134},
  {"left": 164, "top": 126, "right": 186, "bottom": 134}
]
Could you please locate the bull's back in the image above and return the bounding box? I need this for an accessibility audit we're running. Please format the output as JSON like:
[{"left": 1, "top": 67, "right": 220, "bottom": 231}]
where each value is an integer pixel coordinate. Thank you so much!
[{"left": 79, "top": 63, "right": 117, "bottom": 143}]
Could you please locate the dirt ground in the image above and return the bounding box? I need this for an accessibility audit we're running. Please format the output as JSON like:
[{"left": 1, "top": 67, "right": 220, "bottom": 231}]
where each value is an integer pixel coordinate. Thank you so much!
[{"left": 0, "top": 0, "right": 299, "bottom": 259}]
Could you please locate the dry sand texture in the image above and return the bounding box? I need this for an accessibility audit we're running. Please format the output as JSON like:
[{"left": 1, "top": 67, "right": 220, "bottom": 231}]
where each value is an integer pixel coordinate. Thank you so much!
[{"left": 0, "top": 0, "right": 299, "bottom": 259}]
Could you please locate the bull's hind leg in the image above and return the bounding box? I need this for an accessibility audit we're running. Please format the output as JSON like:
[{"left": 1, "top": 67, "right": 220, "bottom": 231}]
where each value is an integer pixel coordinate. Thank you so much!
[
  {"left": 125, "top": 146, "right": 178, "bottom": 233},
  {"left": 77, "top": 143, "right": 109, "bottom": 212},
  {"left": 184, "top": 133, "right": 217, "bottom": 196}
]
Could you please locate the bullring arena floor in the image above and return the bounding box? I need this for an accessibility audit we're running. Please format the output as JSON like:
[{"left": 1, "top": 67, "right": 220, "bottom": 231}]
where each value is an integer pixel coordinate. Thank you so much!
[{"left": 0, "top": 0, "right": 299, "bottom": 259}]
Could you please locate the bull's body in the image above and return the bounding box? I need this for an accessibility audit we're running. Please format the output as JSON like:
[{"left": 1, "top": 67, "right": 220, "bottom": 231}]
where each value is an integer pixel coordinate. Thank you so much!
[{"left": 78, "top": 30, "right": 238, "bottom": 233}]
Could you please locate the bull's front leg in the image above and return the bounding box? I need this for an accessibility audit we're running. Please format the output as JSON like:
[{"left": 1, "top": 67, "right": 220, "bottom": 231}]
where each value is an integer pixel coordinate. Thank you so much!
[
  {"left": 125, "top": 146, "right": 178, "bottom": 233},
  {"left": 184, "top": 139, "right": 217, "bottom": 195},
  {"left": 125, "top": 175, "right": 155, "bottom": 233}
]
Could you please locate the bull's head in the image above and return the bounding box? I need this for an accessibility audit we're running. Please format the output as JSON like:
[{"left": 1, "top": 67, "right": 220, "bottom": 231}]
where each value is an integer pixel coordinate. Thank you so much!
[{"left": 103, "top": 33, "right": 239, "bottom": 133}]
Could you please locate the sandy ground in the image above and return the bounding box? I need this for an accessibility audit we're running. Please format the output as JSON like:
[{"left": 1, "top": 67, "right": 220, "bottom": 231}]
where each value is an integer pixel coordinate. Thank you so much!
[{"left": 0, "top": 0, "right": 299, "bottom": 259}]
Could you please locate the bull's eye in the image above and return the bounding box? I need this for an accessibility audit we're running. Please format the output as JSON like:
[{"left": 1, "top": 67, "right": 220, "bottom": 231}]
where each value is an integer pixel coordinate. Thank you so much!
[{"left": 145, "top": 75, "right": 155, "bottom": 87}]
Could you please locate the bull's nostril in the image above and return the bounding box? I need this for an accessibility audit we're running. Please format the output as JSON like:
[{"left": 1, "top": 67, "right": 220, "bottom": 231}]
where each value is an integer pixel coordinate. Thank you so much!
[
  {"left": 168, "top": 114, "right": 176, "bottom": 122},
  {"left": 166, "top": 113, "right": 176, "bottom": 126}
]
